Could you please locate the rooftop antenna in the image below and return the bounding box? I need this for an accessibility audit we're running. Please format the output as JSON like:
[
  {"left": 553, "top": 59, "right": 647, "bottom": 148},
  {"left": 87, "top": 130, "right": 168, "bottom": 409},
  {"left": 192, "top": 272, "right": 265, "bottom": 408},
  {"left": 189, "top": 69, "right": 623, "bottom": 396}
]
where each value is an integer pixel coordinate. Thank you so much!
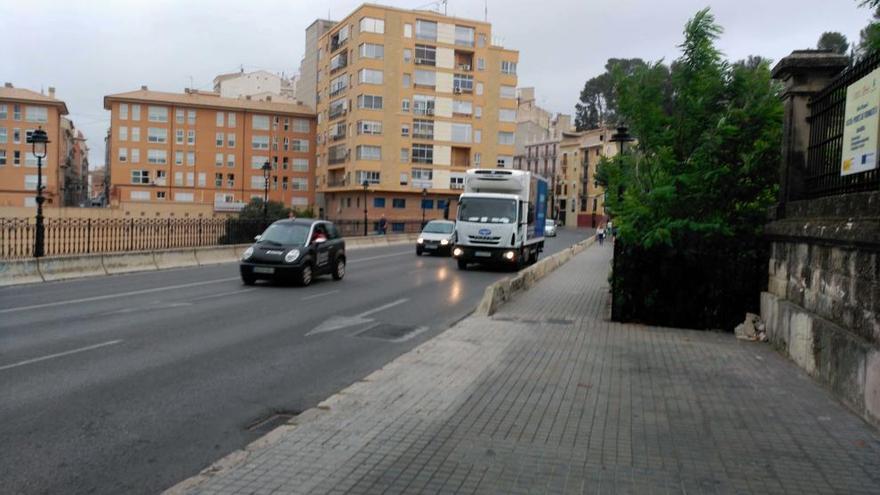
[{"left": 189, "top": 75, "right": 194, "bottom": 90}]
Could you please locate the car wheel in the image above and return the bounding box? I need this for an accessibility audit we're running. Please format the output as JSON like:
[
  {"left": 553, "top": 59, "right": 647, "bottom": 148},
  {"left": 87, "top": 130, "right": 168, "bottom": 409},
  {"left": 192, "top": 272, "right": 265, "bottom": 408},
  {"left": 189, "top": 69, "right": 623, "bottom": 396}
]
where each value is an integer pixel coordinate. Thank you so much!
[
  {"left": 300, "top": 264, "right": 313, "bottom": 287},
  {"left": 241, "top": 274, "right": 256, "bottom": 286},
  {"left": 457, "top": 259, "right": 467, "bottom": 270},
  {"left": 332, "top": 257, "right": 346, "bottom": 280},
  {"left": 416, "top": 247, "right": 423, "bottom": 256}
]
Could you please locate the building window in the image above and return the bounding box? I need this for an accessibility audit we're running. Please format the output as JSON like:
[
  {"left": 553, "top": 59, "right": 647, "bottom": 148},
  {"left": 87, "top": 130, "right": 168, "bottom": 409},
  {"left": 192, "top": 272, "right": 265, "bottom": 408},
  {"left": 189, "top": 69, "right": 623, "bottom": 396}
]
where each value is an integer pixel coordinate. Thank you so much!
[
  {"left": 215, "top": 153, "right": 223, "bottom": 167},
  {"left": 453, "top": 74, "right": 473, "bottom": 93},
  {"left": 13, "top": 150, "right": 20, "bottom": 165},
  {"left": 474, "top": 129, "right": 482, "bottom": 143},
  {"left": 357, "top": 145, "right": 381, "bottom": 160},
  {"left": 131, "top": 104, "right": 141, "bottom": 120},
  {"left": 250, "top": 156, "right": 268, "bottom": 169},
  {"left": 412, "top": 144, "right": 433, "bottom": 164},
  {"left": 453, "top": 100, "right": 472, "bottom": 115},
  {"left": 216, "top": 111, "right": 224, "bottom": 127},
  {"left": 476, "top": 82, "right": 484, "bottom": 96},
  {"left": 357, "top": 94, "right": 383, "bottom": 110},
  {"left": 359, "top": 42, "right": 384, "bottom": 59},
  {"left": 414, "top": 69, "right": 436, "bottom": 88},
  {"left": 403, "top": 49, "right": 412, "bottom": 63},
  {"left": 413, "top": 95, "right": 435, "bottom": 116},
  {"left": 176, "top": 109, "right": 184, "bottom": 124},
  {"left": 0, "top": 128, "right": 6, "bottom": 145},
  {"left": 13, "top": 105, "right": 21, "bottom": 121},
  {"left": 132, "top": 127, "right": 141, "bottom": 142},
  {"left": 175, "top": 151, "right": 183, "bottom": 165},
  {"left": 175, "top": 192, "right": 194, "bottom": 202},
  {"left": 400, "top": 148, "right": 409, "bottom": 163},
  {"left": 227, "top": 133, "right": 235, "bottom": 147},
  {"left": 451, "top": 123, "right": 472, "bottom": 143},
  {"left": 392, "top": 198, "right": 407, "bottom": 208},
  {"left": 497, "top": 155, "right": 513, "bottom": 168},
  {"left": 421, "top": 198, "right": 434, "bottom": 209},
  {"left": 25, "top": 106, "right": 48, "bottom": 123},
  {"left": 198, "top": 172, "right": 206, "bottom": 187},
  {"left": 414, "top": 45, "right": 436, "bottom": 66},
  {"left": 475, "top": 106, "right": 483, "bottom": 118},
  {"left": 359, "top": 17, "right": 384, "bottom": 34},
  {"left": 216, "top": 132, "right": 223, "bottom": 147},
  {"left": 227, "top": 154, "right": 235, "bottom": 168},
  {"left": 474, "top": 152, "right": 481, "bottom": 165},
  {"left": 359, "top": 68, "right": 384, "bottom": 85},
  {"left": 215, "top": 173, "right": 223, "bottom": 187},
  {"left": 498, "top": 131, "right": 514, "bottom": 145},
  {"left": 252, "top": 135, "right": 269, "bottom": 150},
  {"left": 412, "top": 168, "right": 433, "bottom": 181},
  {"left": 450, "top": 175, "right": 464, "bottom": 189},
  {"left": 357, "top": 120, "right": 382, "bottom": 135},
  {"left": 131, "top": 149, "right": 140, "bottom": 163},
  {"left": 413, "top": 120, "right": 434, "bottom": 140},
  {"left": 291, "top": 139, "right": 309, "bottom": 152},
  {"left": 501, "top": 61, "right": 517, "bottom": 75},
  {"left": 373, "top": 197, "right": 385, "bottom": 208},
  {"left": 291, "top": 178, "right": 308, "bottom": 191},
  {"left": 174, "top": 172, "right": 183, "bottom": 186},
  {"left": 499, "top": 108, "right": 516, "bottom": 122},
  {"left": 400, "top": 173, "right": 409, "bottom": 185},
  {"left": 118, "top": 126, "right": 128, "bottom": 141},
  {"left": 175, "top": 129, "right": 184, "bottom": 144},
  {"left": 227, "top": 174, "right": 235, "bottom": 188},
  {"left": 186, "top": 172, "right": 194, "bottom": 186},
  {"left": 147, "top": 127, "right": 167, "bottom": 143},
  {"left": 356, "top": 170, "right": 380, "bottom": 184},
  {"left": 130, "top": 191, "right": 150, "bottom": 201},
  {"left": 145, "top": 149, "right": 166, "bottom": 164},
  {"left": 118, "top": 147, "right": 128, "bottom": 162},
  {"left": 228, "top": 112, "right": 236, "bottom": 127},
  {"left": 13, "top": 128, "right": 20, "bottom": 144},
  {"left": 293, "top": 118, "right": 309, "bottom": 133},
  {"left": 477, "top": 58, "right": 486, "bottom": 71},
  {"left": 0, "top": 150, "right": 5, "bottom": 166},
  {"left": 148, "top": 106, "right": 168, "bottom": 122},
  {"left": 401, "top": 124, "right": 410, "bottom": 137},
  {"left": 119, "top": 103, "right": 128, "bottom": 120},
  {"left": 415, "top": 19, "right": 437, "bottom": 40},
  {"left": 252, "top": 115, "right": 270, "bottom": 130},
  {"left": 186, "top": 151, "right": 195, "bottom": 166},
  {"left": 401, "top": 99, "right": 410, "bottom": 112},
  {"left": 292, "top": 158, "right": 309, "bottom": 172},
  {"left": 187, "top": 130, "right": 195, "bottom": 145},
  {"left": 187, "top": 109, "right": 196, "bottom": 125},
  {"left": 500, "top": 85, "right": 516, "bottom": 99},
  {"left": 402, "top": 73, "right": 411, "bottom": 88},
  {"left": 131, "top": 169, "right": 150, "bottom": 184},
  {"left": 455, "top": 25, "right": 475, "bottom": 46}
]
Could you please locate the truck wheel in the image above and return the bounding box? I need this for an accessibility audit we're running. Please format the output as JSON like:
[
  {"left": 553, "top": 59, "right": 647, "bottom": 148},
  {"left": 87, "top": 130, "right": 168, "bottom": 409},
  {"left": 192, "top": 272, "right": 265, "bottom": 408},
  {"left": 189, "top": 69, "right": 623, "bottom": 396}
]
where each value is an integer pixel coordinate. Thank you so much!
[{"left": 457, "top": 259, "right": 468, "bottom": 270}]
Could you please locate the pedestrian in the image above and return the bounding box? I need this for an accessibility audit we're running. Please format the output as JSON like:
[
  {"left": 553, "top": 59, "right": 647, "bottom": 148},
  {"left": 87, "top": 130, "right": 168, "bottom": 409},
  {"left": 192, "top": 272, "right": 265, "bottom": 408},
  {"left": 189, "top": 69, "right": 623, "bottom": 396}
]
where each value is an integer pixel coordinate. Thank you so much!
[
  {"left": 597, "top": 225, "right": 605, "bottom": 245},
  {"left": 606, "top": 220, "right": 614, "bottom": 242},
  {"left": 378, "top": 215, "right": 387, "bottom": 235}
]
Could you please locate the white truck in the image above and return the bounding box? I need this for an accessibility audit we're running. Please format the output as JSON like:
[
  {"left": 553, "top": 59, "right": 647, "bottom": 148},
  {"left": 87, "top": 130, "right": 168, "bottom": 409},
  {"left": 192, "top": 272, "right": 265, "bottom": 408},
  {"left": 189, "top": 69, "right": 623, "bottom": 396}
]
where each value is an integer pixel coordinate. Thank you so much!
[{"left": 452, "top": 169, "right": 549, "bottom": 270}]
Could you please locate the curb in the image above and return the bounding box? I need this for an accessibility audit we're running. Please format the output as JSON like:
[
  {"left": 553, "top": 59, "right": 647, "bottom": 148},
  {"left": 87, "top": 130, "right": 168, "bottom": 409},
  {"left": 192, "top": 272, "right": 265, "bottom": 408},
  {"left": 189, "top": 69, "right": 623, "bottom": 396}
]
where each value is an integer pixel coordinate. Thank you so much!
[{"left": 474, "top": 236, "right": 597, "bottom": 316}]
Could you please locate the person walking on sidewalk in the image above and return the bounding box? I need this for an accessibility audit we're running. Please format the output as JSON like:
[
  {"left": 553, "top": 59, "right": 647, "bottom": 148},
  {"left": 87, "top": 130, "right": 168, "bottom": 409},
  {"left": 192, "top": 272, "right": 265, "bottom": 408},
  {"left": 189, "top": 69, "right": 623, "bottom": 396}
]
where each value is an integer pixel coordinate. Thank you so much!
[
  {"left": 378, "top": 215, "right": 387, "bottom": 235},
  {"left": 597, "top": 225, "right": 606, "bottom": 245}
]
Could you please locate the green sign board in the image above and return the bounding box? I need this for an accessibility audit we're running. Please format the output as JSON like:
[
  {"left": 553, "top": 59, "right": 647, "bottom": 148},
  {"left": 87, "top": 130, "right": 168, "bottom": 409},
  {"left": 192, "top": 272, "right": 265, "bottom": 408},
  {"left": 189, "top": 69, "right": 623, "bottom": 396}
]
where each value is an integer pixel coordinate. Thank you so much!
[{"left": 841, "top": 67, "right": 880, "bottom": 176}]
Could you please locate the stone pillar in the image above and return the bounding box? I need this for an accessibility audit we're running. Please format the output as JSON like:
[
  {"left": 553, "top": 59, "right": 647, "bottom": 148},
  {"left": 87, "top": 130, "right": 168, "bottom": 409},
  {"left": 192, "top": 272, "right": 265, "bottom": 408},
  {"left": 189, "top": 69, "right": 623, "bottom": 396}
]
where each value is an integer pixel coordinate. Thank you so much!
[{"left": 770, "top": 51, "right": 848, "bottom": 216}]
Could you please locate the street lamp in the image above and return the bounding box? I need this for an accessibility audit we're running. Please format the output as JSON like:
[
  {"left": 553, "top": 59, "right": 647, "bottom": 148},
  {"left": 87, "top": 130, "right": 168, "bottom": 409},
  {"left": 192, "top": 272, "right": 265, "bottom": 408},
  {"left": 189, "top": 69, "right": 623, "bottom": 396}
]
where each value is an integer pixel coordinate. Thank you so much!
[
  {"left": 362, "top": 180, "right": 369, "bottom": 236},
  {"left": 609, "top": 125, "right": 634, "bottom": 156},
  {"left": 261, "top": 161, "right": 271, "bottom": 225},
  {"left": 421, "top": 188, "right": 428, "bottom": 228},
  {"left": 27, "top": 127, "right": 49, "bottom": 257}
]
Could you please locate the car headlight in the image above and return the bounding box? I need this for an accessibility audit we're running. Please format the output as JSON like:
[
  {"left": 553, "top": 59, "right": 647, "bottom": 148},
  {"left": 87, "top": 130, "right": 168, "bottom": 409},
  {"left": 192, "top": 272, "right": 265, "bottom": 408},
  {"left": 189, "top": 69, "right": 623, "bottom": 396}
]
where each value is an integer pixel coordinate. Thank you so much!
[
  {"left": 417, "top": 237, "right": 424, "bottom": 244},
  {"left": 241, "top": 247, "right": 254, "bottom": 260},
  {"left": 440, "top": 238, "right": 449, "bottom": 246},
  {"left": 284, "top": 249, "right": 300, "bottom": 263}
]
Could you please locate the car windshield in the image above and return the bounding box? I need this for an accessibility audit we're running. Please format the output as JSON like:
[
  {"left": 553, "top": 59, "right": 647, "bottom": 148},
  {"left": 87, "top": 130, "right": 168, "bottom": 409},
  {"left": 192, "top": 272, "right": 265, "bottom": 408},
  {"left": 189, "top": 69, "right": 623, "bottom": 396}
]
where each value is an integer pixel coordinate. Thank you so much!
[
  {"left": 422, "top": 222, "right": 454, "bottom": 234},
  {"left": 259, "top": 223, "right": 310, "bottom": 245},
  {"left": 458, "top": 198, "right": 517, "bottom": 224}
]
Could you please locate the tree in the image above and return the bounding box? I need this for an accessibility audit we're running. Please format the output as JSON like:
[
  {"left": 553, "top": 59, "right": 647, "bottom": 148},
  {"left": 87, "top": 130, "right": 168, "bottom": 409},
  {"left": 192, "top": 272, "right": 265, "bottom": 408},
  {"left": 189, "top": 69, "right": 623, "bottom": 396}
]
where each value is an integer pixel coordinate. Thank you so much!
[
  {"left": 856, "top": 3, "right": 880, "bottom": 56},
  {"left": 236, "top": 199, "right": 314, "bottom": 223},
  {"left": 818, "top": 32, "right": 849, "bottom": 54},
  {"left": 574, "top": 58, "right": 647, "bottom": 130},
  {"left": 599, "top": 8, "right": 783, "bottom": 329}
]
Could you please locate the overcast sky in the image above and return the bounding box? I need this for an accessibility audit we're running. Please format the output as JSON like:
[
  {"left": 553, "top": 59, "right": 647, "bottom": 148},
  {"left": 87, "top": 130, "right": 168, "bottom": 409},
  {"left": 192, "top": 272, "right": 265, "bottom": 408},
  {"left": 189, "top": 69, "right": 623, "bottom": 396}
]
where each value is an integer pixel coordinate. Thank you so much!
[{"left": 4, "top": 0, "right": 873, "bottom": 168}]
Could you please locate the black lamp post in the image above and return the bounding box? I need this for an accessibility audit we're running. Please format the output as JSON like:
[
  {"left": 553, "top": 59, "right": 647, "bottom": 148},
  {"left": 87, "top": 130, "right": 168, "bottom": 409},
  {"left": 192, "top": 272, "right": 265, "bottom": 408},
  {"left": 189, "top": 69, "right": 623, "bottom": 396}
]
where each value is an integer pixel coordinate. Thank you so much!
[
  {"left": 421, "top": 188, "right": 428, "bottom": 228},
  {"left": 261, "top": 161, "right": 271, "bottom": 225},
  {"left": 609, "top": 125, "right": 634, "bottom": 156},
  {"left": 362, "top": 180, "right": 369, "bottom": 236},
  {"left": 27, "top": 127, "right": 49, "bottom": 257}
]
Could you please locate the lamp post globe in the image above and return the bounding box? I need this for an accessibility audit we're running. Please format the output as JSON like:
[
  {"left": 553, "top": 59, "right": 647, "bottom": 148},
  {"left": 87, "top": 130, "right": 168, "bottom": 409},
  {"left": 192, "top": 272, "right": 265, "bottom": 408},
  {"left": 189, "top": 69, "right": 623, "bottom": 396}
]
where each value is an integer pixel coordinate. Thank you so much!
[
  {"left": 27, "top": 127, "right": 50, "bottom": 257},
  {"left": 362, "top": 180, "right": 369, "bottom": 236},
  {"left": 261, "top": 161, "right": 272, "bottom": 225},
  {"left": 609, "top": 125, "right": 634, "bottom": 156}
]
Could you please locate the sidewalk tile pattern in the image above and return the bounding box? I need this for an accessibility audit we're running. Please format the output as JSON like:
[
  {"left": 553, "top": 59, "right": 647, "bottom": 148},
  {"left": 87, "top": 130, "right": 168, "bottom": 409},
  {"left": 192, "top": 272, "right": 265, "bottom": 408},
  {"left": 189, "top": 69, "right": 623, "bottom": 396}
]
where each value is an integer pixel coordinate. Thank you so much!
[{"left": 186, "top": 244, "right": 880, "bottom": 495}]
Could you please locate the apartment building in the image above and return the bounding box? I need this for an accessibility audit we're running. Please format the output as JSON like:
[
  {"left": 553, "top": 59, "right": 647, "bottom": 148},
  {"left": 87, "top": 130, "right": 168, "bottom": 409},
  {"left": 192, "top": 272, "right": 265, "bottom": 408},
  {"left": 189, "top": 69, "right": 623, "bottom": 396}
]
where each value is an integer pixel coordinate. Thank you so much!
[
  {"left": 312, "top": 4, "right": 519, "bottom": 224},
  {"left": 297, "top": 19, "right": 338, "bottom": 110},
  {"left": 519, "top": 127, "right": 617, "bottom": 227},
  {"left": 104, "top": 87, "right": 316, "bottom": 212},
  {"left": 0, "top": 83, "right": 71, "bottom": 207},
  {"left": 213, "top": 69, "right": 298, "bottom": 101}
]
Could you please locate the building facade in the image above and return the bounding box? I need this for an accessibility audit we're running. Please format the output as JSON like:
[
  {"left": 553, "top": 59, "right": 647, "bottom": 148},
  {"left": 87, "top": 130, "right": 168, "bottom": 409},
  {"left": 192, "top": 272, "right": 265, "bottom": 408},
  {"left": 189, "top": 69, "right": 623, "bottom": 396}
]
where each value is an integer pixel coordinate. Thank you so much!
[
  {"left": 104, "top": 87, "right": 316, "bottom": 213},
  {"left": 297, "top": 19, "right": 338, "bottom": 110},
  {"left": 0, "top": 83, "right": 71, "bottom": 207},
  {"left": 213, "top": 70, "right": 298, "bottom": 101},
  {"left": 311, "top": 4, "right": 519, "bottom": 223}
]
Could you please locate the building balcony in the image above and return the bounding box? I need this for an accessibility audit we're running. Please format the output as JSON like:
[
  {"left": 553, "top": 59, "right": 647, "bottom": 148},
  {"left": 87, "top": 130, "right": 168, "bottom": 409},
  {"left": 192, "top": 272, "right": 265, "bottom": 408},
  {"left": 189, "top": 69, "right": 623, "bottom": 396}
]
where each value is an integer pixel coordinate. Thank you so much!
[
  {"left": 412, "top": 179, "right": 433, "bottom": 189},
  {"left": 327, "top": 177, "right": 349, "bottom": 188}
]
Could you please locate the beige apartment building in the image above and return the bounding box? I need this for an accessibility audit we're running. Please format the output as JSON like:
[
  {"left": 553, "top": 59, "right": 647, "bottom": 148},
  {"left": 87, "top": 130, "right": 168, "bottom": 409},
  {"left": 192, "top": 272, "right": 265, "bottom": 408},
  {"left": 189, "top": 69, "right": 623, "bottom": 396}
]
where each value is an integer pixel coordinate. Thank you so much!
[
  {"left": 104, "top": 87, "right": 315, "bottom": 213},
  {"left": 0, "top": 83, "right": 71, "bottom": 207},
  {"left": 312, "top": 4, "right": 519, "bottom": 226}
]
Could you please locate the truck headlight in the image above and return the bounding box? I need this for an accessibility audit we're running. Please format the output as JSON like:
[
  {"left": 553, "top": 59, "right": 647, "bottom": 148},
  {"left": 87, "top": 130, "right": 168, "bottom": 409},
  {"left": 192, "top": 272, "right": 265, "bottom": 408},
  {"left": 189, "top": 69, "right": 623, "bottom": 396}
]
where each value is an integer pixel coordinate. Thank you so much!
[
  {"left": 504, "top": 251, "right": 516, "bottom": 260},
  {"left": 453, "top": 247, "right": 463, "bottom": 257},
  {"left": 417, "top": 237, "right": 424, "bottom": 244},
  {"left": 284, "top": 249, "right": 300, "bottom": 263},
  {"left": 241, "top": 247, "right": 254, "bottom": 260},
  {"left": 440, "top": 238, "right": 449, "bottom": 246}
]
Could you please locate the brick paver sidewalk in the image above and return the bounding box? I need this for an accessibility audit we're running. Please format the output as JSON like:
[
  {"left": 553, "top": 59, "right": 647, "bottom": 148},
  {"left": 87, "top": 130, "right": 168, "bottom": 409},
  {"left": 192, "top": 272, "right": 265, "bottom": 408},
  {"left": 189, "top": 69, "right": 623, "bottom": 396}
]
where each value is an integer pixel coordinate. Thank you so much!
[{"left": 178, "top": 244, "right": 880, "bottom": 494}]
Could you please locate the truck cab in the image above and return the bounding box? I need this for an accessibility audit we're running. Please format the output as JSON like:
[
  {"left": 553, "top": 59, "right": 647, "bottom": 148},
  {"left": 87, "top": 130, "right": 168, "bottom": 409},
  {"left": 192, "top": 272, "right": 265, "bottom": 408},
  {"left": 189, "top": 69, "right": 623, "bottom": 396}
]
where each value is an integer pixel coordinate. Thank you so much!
[{"left": 453, "top": 169, "right": 547, "bottom": 270}]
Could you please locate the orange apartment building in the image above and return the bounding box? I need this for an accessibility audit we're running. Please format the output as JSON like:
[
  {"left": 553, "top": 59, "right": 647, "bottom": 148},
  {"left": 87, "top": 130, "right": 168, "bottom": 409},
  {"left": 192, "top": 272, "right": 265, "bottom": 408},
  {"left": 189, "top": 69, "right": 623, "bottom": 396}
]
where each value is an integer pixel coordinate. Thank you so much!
[
  {"left": 104, "top": 87, "right": 316, "bottom": 213},
  {"left": 310, "top": 4, "right": 519, "bottom": 225},
  {"left": 0, "top": 83, "right": 70, "bottom": 207}
]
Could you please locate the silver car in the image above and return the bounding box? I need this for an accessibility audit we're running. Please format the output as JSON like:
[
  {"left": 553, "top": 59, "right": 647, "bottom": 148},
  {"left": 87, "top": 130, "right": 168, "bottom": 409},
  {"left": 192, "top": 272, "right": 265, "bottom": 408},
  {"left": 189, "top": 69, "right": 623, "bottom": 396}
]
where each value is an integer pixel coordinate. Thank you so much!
[
  {"left": 545, "top": 219, "right": 558, "bottom": 237},
  {"left": 416, "top": 220, "right": 456, "bottom": 256}
]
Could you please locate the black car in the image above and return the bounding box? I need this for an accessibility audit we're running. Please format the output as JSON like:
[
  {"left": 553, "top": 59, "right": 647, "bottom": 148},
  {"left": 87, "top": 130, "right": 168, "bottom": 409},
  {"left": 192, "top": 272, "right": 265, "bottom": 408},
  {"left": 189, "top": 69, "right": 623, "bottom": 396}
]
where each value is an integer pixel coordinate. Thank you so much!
[{"left": 239, "top": 219, "right": 346, "bottom": 286}]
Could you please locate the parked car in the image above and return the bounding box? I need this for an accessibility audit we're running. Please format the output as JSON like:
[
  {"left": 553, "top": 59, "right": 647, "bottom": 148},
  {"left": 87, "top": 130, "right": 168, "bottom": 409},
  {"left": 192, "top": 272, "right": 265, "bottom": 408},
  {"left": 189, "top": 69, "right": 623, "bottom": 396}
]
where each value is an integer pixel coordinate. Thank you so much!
[
  {"left": 239, "top": 219, "right": 345, "bottom": 286},
  {"left": 416, "top": 220, "right": 456, "bottom": 256},
  {"left": 545, "top": 219, "right": 558, "bottom": 237}
]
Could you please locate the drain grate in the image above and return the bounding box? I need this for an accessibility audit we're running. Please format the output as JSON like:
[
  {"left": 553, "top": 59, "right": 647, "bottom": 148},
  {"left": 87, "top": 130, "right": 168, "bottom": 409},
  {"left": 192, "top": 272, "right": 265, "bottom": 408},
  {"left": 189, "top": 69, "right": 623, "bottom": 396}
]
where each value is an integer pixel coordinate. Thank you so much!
[
  {"left": 246, "top": 410, "right": 300, "bottom": 434},
  {"left": 356, "top": 323, "right": 420, "bottom": 342}
]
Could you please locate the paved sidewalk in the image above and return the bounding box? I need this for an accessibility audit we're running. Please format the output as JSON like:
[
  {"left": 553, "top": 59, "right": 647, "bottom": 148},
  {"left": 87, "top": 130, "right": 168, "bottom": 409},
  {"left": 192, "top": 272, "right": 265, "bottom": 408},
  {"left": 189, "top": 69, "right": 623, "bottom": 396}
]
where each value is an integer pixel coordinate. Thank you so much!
[{"left": 179, "top": 244, "right": 880, "bottom": 494}]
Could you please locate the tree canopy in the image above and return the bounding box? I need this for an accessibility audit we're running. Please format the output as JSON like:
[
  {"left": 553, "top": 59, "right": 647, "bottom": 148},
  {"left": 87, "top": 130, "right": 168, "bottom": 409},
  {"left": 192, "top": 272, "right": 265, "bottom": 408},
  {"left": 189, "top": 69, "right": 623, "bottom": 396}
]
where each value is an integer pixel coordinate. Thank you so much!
[
  {"left": 818, "top": 31, "right": 849, "bottom": 54},
  {"left": 237, "top": 198, "right": 314, "bottom": 223},
  {"left": 574, "top": 58, "right": 646, "bottom": 130}
]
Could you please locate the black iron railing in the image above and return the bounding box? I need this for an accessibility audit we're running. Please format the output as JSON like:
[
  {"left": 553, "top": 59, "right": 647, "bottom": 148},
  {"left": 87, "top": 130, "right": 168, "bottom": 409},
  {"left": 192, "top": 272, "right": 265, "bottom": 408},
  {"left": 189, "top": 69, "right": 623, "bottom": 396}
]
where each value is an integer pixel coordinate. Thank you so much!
[
  {"left": 0, "top": 217, "right": 429, "bottom": 260},
  {"left": 804, "top": 51, "right": 880, "bottom": 199}
]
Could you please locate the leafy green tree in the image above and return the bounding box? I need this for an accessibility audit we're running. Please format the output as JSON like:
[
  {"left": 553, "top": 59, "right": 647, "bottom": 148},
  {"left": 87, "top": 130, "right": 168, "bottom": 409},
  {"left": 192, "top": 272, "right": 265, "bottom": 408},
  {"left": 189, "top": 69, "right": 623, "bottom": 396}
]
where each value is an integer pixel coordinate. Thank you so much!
[
  {"left": 818, "top": 31, "right": 849, "bottom": 54},
  {"left": 855, "top": 3, "right": 880, "bottom": 56},
  {"left": 599, "top": 8, "right": 783, "bottom": 329},
  {"left": 236, "top": 199, "right": 315, "bottom": 223},
  {"left": 575, "top": 58, "right": 647, "bottom": 130}
]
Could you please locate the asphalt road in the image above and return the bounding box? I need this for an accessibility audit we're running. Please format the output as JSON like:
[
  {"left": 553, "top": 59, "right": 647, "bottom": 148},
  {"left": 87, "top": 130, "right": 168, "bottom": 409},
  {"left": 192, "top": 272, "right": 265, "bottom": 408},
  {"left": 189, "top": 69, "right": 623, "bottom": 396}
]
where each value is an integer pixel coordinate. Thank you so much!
[{"left": 0, "top": 228, "right": 591, "bottom": 495}]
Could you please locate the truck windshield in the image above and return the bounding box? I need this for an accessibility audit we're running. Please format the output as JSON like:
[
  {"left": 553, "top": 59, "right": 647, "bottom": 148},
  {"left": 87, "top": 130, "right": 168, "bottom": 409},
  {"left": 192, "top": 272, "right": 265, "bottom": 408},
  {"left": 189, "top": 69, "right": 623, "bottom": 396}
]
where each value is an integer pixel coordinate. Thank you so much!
[{"left": 458, "top": 198, "right": 517, "bottom": 224}]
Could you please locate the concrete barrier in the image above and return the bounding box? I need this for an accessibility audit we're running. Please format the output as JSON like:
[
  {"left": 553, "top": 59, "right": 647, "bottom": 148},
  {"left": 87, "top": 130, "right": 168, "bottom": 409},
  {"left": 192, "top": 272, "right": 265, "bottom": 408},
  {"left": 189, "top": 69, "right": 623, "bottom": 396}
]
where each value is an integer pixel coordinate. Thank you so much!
[
  {"left": 195, "top": 246, "right": 239, "bottom": 266},
  {"left": 154, "top": 249, "right": 199, "bottom": 270},
  {"left": 475, "top": 236, "right": 596, "bottom": 316},
  {"left": 103, "top": 251, "right": 158, "bottom": 274},
  {"left": 38, "top": 254, "right": 108, "bottom": 282},
  {"left": 0, "top": 258, "right": 44, "bottom": 286}
]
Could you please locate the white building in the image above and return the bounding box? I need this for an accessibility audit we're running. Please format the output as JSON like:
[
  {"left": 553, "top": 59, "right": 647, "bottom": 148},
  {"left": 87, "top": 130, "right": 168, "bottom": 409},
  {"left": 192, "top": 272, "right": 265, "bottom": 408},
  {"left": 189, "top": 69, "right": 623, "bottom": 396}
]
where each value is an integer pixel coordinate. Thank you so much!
[{"left": 212, "top": 70, "right": 298, "bottom": 101}]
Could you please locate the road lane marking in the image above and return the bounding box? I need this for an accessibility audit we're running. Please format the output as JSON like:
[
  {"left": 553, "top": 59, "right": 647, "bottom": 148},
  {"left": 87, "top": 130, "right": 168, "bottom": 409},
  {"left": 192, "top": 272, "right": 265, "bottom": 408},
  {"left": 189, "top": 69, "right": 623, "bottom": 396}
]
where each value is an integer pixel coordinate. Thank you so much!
[
  {"left": 0, "top": 277, "right": 239, "bottom": 314},
  {"left": 0, "top": 340, "right": 123, "bottom": 372},
  {"left": 356, "top": 298, "right": 408, "bottom": 318},
  {"left": 189, "top": 289, "right": 256, "bottom": 302},
  {"left": 301, "top": 289, "right": 340, "bottom": 301},
  {"left": 349, "top": 251, "right": 411, "bottom": 263}
]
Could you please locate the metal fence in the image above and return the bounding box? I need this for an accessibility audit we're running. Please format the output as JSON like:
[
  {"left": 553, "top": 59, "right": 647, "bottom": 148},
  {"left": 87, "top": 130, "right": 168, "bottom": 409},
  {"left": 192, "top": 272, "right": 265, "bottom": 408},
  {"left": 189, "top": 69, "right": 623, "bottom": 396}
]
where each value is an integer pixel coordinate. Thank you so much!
[
  {"left": 0, "top": 217, "right": 428, "bottom": 259},
  {"left": 804, "top": 51, "right": 880, "bottom": 199}
]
